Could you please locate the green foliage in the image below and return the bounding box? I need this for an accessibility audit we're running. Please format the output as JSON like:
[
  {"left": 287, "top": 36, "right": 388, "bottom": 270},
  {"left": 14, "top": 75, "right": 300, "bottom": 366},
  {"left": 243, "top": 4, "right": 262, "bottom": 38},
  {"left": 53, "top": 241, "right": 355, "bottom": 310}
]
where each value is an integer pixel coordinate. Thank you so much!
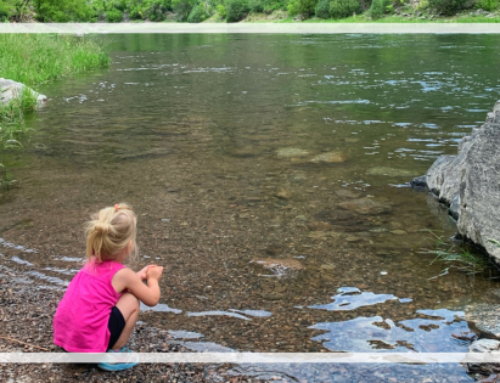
[
  {"left": 1, "top": 0, "right": 32, "bottom": 22},
  {"left": 287, "top": 0, "right": 315, "bottom": 16},
  {"left": 187, "top": 3, "right": 209, "bottom": 21},
  {"left": 370, "top": 0, "right": 385, "bottom": 19},
  {"left": 428, "top": 0, "right": 468, "bottom": 15},
  {"left": 0, "top": 1, "right": 11, "bottom": 21},
  {"left": 172, "top": 0, "right": 197, "bottom": 20},
  {"left": 329, "top": 0, "right": 359, "bottom": 18},
  {"left": 225, "top": 0, "right": 249, "bottom": 21},
  {"left": 420, "top": 230, "right": 497, "bottom": 277},
  {"left": 259, "top": 0, "right": 285, "bottom": 12},
  {"left": 106, "top": 7, "right": 123, "bottom": 21},
  {"left": 479, "top": 0, "right": 498, "bottom": 11},
  {"left": 34, "top": 0, "right": 94, "bottom": 22},
  {"left": 216, "top": 3, "right": 227, "bottom": 17},
  {"left": 249, "top": 0, "right": 264, "bottom": 12},
  {"left": 314, "top": 0, "right": 330, "bottom": 18},
  {"left": 416, "top": 0, "right": 429, "bottom": 10}
]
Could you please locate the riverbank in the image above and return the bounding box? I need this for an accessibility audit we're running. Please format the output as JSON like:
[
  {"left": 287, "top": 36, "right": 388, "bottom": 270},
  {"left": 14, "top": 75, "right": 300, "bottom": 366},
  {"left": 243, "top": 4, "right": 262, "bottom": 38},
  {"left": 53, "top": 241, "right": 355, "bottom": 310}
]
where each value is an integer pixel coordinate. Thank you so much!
[{"left": 0, "top": 34, "right": 109, "bottom": 174}]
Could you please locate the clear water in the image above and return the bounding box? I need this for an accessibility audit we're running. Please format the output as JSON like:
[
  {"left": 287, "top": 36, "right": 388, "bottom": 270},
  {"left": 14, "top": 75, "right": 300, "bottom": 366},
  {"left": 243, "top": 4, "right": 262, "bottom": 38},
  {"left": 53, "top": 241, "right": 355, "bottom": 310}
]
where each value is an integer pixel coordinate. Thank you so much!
[{"left": 2, "top": 34, "right": 500, "bottom": 381}]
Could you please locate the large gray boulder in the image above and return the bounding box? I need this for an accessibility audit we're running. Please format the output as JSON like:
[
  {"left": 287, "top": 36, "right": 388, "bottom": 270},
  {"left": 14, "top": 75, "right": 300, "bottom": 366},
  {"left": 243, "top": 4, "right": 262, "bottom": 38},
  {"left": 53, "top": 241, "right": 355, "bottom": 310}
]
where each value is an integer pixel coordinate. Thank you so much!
[
  {"left": 423, "top": 101, "right": 500, "bottom": 263},
  {"left": 0, "top": 78, "right": 47, "bottom": 106}
]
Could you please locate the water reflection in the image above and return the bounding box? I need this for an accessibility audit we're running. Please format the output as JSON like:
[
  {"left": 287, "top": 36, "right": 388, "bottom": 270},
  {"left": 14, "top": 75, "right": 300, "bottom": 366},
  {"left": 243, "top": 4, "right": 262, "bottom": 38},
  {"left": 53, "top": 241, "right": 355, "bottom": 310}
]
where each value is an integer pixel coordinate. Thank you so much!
[
  {"left": 310, "top": 309, "right": 470, "bottom": 353},
  {"left": 308, "top": 287, "right": 406, "bottom": 311}
]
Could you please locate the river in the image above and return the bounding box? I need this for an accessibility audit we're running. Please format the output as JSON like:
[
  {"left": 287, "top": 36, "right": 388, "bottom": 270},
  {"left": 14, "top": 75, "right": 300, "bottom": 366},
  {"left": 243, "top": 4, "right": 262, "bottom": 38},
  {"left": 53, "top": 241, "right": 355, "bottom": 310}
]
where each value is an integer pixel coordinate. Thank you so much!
[{"left": 2, "top": 33, "right": 500, "bottom": 381}]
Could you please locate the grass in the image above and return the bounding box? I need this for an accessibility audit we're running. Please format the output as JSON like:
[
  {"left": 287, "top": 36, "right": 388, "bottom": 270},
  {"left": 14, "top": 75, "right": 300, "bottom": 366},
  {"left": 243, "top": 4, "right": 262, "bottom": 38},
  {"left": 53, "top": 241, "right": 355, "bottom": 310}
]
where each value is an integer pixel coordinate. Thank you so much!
[
  {"left": 0, "top": 34, "right": 110, "bottom": 186},
  {"left": 420, "top": 229, "right": 498, "bottom": 277},
  {"left": 0, "top": 34, "right": 110, "bottom": 86}
]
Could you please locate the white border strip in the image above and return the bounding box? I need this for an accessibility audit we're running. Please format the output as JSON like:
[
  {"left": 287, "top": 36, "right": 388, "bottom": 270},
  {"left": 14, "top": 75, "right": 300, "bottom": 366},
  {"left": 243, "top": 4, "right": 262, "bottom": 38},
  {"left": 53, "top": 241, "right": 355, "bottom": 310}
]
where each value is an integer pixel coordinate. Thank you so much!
[
  {"left": 2, "top": 23, "right": 500, "bottom": 34},
  {"left": 1, "top": 352, "right": 500, "bottom": 363}
]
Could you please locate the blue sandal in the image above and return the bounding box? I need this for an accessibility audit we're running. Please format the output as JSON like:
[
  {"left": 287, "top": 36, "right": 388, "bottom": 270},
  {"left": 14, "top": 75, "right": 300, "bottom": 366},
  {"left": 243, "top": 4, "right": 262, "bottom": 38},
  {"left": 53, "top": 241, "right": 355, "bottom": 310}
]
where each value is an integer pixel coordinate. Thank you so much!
[{"left": 97, "top": 347, "right": 139, "bottom": 371}]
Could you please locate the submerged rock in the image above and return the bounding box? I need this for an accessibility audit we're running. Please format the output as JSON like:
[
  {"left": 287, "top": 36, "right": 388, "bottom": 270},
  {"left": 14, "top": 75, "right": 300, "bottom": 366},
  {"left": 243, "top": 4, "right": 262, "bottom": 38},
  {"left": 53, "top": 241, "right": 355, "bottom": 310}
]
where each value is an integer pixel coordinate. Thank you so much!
[
  {"left": 251, "top": 258, "right": 304, "bottom": 277},
  {"left": 0, "top": 78, "right": 47, "bottom": 106},
  {"left": 410, "top": 175, "right": 427, "bottom": 191},
  {"left": 465, "top": 303, "right": 500, "bottom": 339},
  {"left": 276, "top": 147, "right": 309, "bottom": 158},
  {"left": 334, "top": 189, "right": 362, "bottom": 199},
  {"left": 338, "top": 197, "right": 392, "bottom": 215},
  {"left": 465, "top": 338, "right": 500, "bottom": 376},
  {"left": 309, "top": 151, "right": 346, "bottom": 163},
  {"left": 422, "top": 101, "right": 500, "bottom": 264}
]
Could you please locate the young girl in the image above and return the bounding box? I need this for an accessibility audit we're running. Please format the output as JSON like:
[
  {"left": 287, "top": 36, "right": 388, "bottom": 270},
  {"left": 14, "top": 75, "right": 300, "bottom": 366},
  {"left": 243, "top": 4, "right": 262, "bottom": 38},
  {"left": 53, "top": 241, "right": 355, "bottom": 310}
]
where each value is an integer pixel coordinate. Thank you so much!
[{"left": 53, "top": 203, "right": 163, "bottom": 371}]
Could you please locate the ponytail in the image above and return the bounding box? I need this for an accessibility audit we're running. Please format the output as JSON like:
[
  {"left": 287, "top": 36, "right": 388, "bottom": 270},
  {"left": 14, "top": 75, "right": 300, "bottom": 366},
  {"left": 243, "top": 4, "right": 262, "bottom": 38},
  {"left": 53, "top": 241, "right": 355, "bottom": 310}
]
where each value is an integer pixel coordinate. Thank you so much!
[{"left": 85, "top": 203, "right": 137, "bottom": 263}]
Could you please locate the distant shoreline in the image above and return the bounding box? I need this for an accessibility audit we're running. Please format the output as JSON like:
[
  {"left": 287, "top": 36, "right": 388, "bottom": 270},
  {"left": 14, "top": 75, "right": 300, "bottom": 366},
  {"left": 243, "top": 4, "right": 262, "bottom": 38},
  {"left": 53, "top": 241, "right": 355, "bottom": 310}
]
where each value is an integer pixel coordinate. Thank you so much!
[{"left": 2, "top": 22, "right": 500, "bottom": 34}]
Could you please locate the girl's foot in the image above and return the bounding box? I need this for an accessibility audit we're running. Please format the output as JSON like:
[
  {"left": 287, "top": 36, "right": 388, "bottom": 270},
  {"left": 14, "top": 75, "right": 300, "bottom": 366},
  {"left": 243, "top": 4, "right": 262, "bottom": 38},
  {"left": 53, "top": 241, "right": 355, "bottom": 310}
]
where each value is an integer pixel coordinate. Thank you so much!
[{"left": 97, "top": 347, "right": 139, "bottom": 371}]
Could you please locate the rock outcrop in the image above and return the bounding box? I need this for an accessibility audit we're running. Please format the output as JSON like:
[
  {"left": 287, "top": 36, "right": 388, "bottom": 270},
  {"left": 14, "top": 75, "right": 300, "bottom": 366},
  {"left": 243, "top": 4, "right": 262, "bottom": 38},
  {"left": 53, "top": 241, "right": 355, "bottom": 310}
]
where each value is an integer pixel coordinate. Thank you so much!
[
  {"left": 415, "top": 101, "right": 500, "bottom": 264},
  {"left": 0, "top": 78, "right": 47, "bottom": 106}
]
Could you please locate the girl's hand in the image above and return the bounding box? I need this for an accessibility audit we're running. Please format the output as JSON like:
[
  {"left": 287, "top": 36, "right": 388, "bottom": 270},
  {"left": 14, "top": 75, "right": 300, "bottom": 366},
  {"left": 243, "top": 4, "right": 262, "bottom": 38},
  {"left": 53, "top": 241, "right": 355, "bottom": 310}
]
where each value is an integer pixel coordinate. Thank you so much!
[
  {"left": 137, "top": 265, "right": 156, "bottom": 280},
  {"left": 146, "top": 265, "right": 164, "bottom": 281}
]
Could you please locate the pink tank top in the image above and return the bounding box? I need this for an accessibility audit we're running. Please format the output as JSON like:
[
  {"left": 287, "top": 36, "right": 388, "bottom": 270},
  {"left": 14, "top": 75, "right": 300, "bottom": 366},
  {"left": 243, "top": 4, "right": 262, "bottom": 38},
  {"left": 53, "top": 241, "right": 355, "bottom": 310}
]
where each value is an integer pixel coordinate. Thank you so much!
[{"left": 53, "top": 259, "right": 125, "bottom": 352}]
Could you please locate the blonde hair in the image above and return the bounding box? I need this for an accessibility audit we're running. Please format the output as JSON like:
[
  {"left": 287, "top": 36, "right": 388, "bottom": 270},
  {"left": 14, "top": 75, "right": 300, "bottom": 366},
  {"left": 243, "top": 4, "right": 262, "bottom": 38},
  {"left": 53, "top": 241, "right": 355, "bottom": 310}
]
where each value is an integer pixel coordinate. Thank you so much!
[{"left": 85, "top": 203, "right": 138, "bottom": 263}]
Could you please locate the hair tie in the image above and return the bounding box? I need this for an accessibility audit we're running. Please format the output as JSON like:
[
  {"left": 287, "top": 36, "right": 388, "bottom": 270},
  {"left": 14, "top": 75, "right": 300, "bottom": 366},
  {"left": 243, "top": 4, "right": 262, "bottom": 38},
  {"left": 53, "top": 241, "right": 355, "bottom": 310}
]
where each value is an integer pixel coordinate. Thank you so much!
[{"left": 114, "top": 204, "right": 119, "bottom": 212}]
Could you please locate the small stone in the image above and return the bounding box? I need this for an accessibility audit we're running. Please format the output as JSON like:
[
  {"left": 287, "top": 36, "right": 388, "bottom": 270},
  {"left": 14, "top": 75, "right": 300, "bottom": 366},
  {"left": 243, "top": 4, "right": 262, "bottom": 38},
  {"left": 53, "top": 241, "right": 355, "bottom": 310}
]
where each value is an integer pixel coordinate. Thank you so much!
[
  {"left": 346, "top": 236, "right": 361, "bottom": 242},
  {"left": 295, "top": 215, "right": 308, "bottom": 221},
  {"left": 390, "top": 230, "right": 407, "bottom": 235},
  {"left": 308, "top": 221, "right": 331, "bottom": 231},
  {"left": 180, "top": 221, "right": 188, "bottom": 226},
  {"left": 275, "top": 190, "right": 291, "bottom": 199},
  {"left": 320, "top": 264, "right": 336, "bottom": 270}
]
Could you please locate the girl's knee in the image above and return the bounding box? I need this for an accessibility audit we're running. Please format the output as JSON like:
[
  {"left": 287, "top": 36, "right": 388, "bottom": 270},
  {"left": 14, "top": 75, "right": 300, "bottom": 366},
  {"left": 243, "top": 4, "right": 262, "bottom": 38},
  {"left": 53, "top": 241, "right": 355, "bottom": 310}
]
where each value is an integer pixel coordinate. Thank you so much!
[{"left": 117, "top": 292, "right": 140, "bottom": 315}]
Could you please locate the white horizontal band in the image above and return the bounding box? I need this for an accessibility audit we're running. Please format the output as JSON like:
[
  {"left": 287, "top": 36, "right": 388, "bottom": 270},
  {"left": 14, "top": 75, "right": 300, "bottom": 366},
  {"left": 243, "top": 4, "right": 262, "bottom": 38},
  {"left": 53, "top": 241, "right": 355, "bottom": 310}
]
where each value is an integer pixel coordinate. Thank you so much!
[
  {"left": 0, "top": 352, "right": 499, "bottom": 363},
  {"left": 1, "top": 23, "right": 500, "bottom": 34}
]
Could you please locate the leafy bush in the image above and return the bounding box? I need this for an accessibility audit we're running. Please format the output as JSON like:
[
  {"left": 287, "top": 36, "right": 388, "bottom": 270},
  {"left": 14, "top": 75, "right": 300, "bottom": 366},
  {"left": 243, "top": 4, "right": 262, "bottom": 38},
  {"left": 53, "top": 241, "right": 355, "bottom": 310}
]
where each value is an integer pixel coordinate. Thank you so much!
[
  {"left": 314, "top": 0, "right": 330, "bottom": 18},
  {"left": 225, "top": 0, "right": 249, "bottom": 21},
  {"left": 0, "top": 1, "right": 12, "bottom": 21},
  {"left": 287, "top": 0, "right": 315, "bottom": 16},
  {"left": 187, "top": 3, "right": 209, "bottom": 21},
  {"left": 479, "top": 0, "right": 498, "bottom": 11},
  {"left": 416, "top": 0, "right": 429, "bottom": 10},
  {"left": 106, "top": 8, "right": 124, "bottom": 21},
  {"left": 172, "top": 0, "right": 197, "bottom": 20},
  {"left": 428, "top": 0, "right": 468, "bottom": 15},
  {"left": 249, "top": 0, "right": 264, "bottom": 12},
  {"left": 34, "top": 0, "right": 95, "bottom": 21},
  {"left": 370, "top": 0, "right": 384, "bottom": 18},
  {"left": 216, "top": 3, "right": 227, "bottom": 16},
  {"left": 329, "top": 0, "right": 359, "bottom": 18}
]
